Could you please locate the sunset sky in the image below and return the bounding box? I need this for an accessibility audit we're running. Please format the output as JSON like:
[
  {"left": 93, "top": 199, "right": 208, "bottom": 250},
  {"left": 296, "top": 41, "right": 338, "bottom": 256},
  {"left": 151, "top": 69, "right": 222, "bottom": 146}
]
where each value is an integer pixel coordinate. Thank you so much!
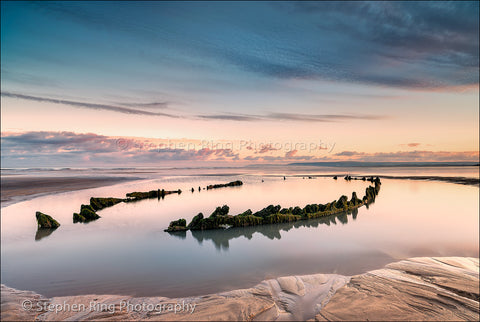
[{"left": 1, "top": 1, "right": 479, "bottom": 167}]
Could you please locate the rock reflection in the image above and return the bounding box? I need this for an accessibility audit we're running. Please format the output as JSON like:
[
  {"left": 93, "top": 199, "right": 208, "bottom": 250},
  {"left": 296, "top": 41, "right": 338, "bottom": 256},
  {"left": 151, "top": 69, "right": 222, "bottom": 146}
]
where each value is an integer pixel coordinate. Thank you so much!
[
  {"left": 34, "top": 228, "right": 58, "bottom": 241},
  {"left": 191, "top": 207, "right": 359, "bottom": 250},
  {"left": 167, "top": 230, "right": 187, "bottom": 240}
]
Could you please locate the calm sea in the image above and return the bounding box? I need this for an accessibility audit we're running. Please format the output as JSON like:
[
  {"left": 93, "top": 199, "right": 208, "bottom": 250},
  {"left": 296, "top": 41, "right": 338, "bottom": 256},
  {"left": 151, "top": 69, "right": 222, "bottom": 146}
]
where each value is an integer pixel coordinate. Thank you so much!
[{"left": 1, "top": 165, "right": 478, "bottom": 297}]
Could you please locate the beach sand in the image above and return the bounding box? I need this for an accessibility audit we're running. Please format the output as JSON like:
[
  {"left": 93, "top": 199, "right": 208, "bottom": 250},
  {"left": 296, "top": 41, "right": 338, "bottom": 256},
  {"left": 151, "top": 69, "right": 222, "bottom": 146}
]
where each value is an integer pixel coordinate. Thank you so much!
[
  {"left": 1, "top": 257, "right": 478, "bottom": 321},
  {"left": 1, "top": 176, "right": 139, "bottom": 207},
  {"left": 2, "top": 174, "right": 477, "bottom": 209}
]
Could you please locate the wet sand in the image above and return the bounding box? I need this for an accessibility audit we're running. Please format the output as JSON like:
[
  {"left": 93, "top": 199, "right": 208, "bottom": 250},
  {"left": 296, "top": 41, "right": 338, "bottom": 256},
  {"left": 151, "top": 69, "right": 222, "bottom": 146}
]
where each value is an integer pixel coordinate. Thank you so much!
[
  {"left": 1, "top": 257, "right": 478, "bottom": 321},
  {"left": 1, "top": 176, "right": 139, "bottom": 207}
]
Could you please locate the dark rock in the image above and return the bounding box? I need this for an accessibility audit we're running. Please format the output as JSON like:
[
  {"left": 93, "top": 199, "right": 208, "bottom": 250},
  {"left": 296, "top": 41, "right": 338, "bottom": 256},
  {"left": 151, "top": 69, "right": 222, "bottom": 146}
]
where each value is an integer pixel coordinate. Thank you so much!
[
  {"left": 125, "top": 189, "right": 180, "bottom": 201},
  {"left": 324, "top": 202, "right": 337, "bottom": 212},
  {"left": 187, "top": 213, "right": 204, "bottom": 230},
  {"left": 303, "top": 204, "right": 319, "bottom": 214},
  {"left": 263, "top": 213, "right": 299, "bottom": 224},
  {"left": 90, "top": 197, "right": 124, "bottom": 211},
  {"left": 164, "top": 218, "right": 188, "bottom": 232},
  {"left": 80, "top": 204, "right": 100, "bottom": 220},
  {"left": 73, "top": 212, "right": 86, "bottom": 223},
  {"left": 72, "top": 204, "right": 100, "bottom": 223},
  {"left": 350, "top": 191, "right": 362, "bottom": 206},
  {"left": 335, "top": 195, "right": 349, "bottom": 209},
  {"left": 231, "top": 214, "right": 263, "bottom": 227},
  {"left": 253, "top": 205, "right": 282, "bottom": 218},
  {"left": 35, "top": 211, "right": 60, "bottom": 229},
  {"left": 210, "top": 205, "right": 230, "bottom": 218},
  {"left": 126, "top": 190, "right": 158, "bottom": 200},
  {"left": 291, "top": 206, "right": 303, "bottom": 216},
  {"left": 238, "top": 209, "right": 253, "bottom": 216},
  {"left": 206, "top": 180, "right": 243, "bottom": 190}
]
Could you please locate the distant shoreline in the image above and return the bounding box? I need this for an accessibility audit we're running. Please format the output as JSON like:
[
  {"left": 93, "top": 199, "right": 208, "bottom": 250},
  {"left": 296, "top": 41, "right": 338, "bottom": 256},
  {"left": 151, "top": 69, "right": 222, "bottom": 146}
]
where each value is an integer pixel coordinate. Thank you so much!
[
  {"left": 288, "top": 161, "right": 480, "bottom": 167},
  {"left": 286, "top": 174, "right": 480, "bottom": 187},
  {"left": 371, "top": 175, "right": 479, "bottom": 186},
  {"left": 1, "top": 173, "right": 478, "bottom": 208},
  {"left": 0, "top": 176, "right": 141, "bottom": 208}
]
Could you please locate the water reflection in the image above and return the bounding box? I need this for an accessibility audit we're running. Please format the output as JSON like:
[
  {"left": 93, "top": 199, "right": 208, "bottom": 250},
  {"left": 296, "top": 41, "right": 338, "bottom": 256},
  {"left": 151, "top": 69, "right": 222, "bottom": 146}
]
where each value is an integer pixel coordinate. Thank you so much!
[
  {"left": 167, "top": 230, "right": 187, "bottom": 240},
  {"left": 34, "top": 228, "right": 58, "bottom": 241},
  {"left": 3, "top": 174, "right": 477, "bottom": 298},
  {"left": 190, "top": 208, "right": 359, "bottom": 250}
]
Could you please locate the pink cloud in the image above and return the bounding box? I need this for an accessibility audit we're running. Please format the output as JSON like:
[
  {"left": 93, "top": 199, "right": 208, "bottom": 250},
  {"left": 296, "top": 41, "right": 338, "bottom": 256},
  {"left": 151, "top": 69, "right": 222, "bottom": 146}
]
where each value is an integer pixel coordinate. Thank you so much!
[
  {"left": 257, "top": 144, "right": 280, "bottom": 154},
  {"left": 1, "top": 131, "right": 478, "bottom": 167},
  {"left": 399, "top": 143, "right": 421, "bottom": 148},
  {"left": 285, "top": 150, "right": 298, "bottom": 158}
]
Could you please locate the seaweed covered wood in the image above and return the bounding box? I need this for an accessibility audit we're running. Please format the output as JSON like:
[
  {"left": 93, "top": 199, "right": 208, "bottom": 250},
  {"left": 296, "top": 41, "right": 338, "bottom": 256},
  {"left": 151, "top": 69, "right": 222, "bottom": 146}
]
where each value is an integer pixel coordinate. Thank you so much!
[
  {"left": 166, "top": 178, "right": 382, "bottom": 232},
  {"left": 125, "top": 189, "right": 181, "bottom": 201},
  {"left": 70, "top": 181, "right": 240, "bottom": 224},
  {"left": 73, "top": 189, "right": 182, "bottom": 223},
  {"left": 206, "top": 180, "right": 243, "bottom": 190},
  {"left": 90, "top": 197, "right": 124, "bottom": 210}
]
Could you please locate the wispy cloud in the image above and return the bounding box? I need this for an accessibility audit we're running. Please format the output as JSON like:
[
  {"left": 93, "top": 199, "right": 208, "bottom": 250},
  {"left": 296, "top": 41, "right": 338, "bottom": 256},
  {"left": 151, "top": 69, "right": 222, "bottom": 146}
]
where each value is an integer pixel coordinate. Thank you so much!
[
  {"left": 2, "top": 91, "right": 387, "bottom": 122},
  {"left": 197, "top": 114, "right": 261, "bottom": 121},
  {"left": 333, "top": 150, "right": 479, "bottom": 162},
  {"left": 400, "top": 143, "right": 422, "bottom": 148},
  {"left": 201, "top": 2, "right": 479, "bottom": 90},
  {"left": 1, "top": 69, "right": 62, "bottom": 88},
  {"left": 257, "top": 144, "right": 280, "bottom": 154},
  {"left": 334, "top": 151, "right": 364, "bottom": 157},
  {"left": 275, "top": 1, "right": 479, "bottom": 89},
  {"left": 1, "top": 92, "right": 178, "bottom": 117},
  {"left": 266, "top": 113, "right": 387, "bottom": 122},
  {"left": 119, "top": 101, "right": 169, "bottom": 109},
  {"left": 198, "top": 112, "right": 387, "bottom": 122},
  {"left": 17, "top": 2, "right": 478, "bottom": 91}
]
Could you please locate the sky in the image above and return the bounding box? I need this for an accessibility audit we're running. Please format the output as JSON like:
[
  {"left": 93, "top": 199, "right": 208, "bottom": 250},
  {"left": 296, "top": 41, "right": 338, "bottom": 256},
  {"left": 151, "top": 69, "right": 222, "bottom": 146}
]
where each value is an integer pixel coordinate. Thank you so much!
[{"left": 1, "top": 1, "right": 479, "bottom": 167}]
